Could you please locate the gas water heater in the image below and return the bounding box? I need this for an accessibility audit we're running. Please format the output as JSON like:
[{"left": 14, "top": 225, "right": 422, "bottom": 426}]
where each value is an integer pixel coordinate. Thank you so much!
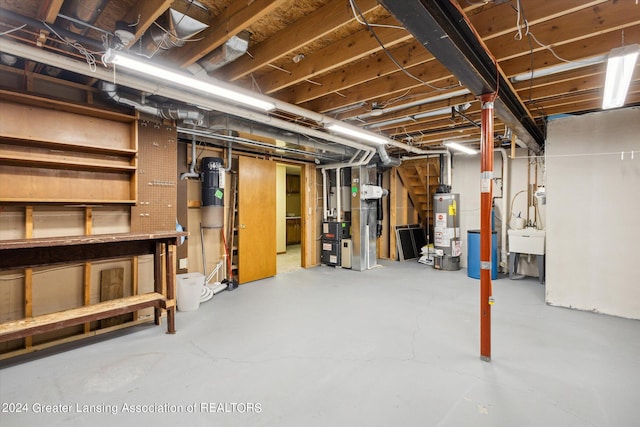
[{"left": 433, "top": 192, "right": 461, "bottom": 271}]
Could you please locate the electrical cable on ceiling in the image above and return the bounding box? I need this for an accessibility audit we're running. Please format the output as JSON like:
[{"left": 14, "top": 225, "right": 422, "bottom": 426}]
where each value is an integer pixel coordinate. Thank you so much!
[
  {"left": 267, "top": 63, "right": 291, "bottom": 74},
  {"left": 0, "top": 23, "right": 26, "bottom": 36},
  {"left": 510, "top": 0, "right": 547, "bottom": 119},
  {"left": 42, "top": 21, "right": 97, "bottom": 72},
  {"left": 512, "top": 0, "right": 597, "bottom": 65},
  {"left": 348, "top": 0, "right": 460, "bottom": 92},
  {"left": 348, "top": 0, "right": 405, "bottom": 30},
  {"left": 249, "top": 73, "right": 263, "bottom": 94}
]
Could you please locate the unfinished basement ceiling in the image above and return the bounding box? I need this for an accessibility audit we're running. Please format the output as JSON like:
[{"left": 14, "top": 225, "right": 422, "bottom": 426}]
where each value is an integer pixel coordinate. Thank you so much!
[{"left": 0, "top": 0, "right": 638, "bottom": 159}]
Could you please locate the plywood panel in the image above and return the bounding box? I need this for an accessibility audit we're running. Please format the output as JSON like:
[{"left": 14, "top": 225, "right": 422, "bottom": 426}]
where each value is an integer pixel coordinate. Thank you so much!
[
  {"left": 99, "top": 267, "right": 131, "bottom": 328},
  {"left": 0, "top": 165, "right": 133, "bottom": 203},
  {"left": 0, "top": 100, "right": 132, "bottom": 150}
]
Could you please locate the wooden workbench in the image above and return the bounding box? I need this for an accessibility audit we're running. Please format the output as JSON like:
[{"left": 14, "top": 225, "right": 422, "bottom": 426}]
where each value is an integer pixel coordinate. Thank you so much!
[{"left": 0, "top": 231, "right": 187, "bottom": 344}]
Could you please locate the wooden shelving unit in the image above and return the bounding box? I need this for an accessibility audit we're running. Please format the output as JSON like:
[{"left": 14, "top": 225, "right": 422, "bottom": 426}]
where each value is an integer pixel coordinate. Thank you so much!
[{"left": 0, "top": 90, "right": 138, "bottom": 205}]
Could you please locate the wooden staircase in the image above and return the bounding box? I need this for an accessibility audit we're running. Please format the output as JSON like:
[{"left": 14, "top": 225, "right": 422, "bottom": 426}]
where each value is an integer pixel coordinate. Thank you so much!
[{"left": 396, "top": 158, "right": 442, "bottom": 232}]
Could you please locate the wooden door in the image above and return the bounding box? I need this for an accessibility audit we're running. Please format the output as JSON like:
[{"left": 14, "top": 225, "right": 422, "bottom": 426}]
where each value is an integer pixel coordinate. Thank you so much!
[{"left": 238, "top": 156, "right": 276, "bottom": 284}]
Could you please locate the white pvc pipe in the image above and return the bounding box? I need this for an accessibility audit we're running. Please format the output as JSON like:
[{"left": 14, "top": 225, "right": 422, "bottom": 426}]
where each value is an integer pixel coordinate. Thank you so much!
[
  {"left": 336, "top": 167, "right": 341, "bottom": 222},
  {"left": 321, "top": 169, "right": 328, "bottom": 221},
  {"left": 496, "top": 147, "right": 509, "bottom": 272}
]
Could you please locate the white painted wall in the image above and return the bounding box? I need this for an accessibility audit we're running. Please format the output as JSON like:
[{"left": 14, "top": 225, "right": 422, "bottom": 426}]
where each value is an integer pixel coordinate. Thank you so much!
[
  {"left": 451, "top": 147, "right": 541, "bottom": 275},
  {"left": 545, "top": 107, "right": 640, "bottom": 319}
]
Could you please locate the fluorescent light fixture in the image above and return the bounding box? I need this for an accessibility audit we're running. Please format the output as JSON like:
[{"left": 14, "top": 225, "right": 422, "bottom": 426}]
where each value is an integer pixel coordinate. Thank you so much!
[
  {"left": 102, "top": 49, "right": 275, "bottom": 111},
  {"left": 364, "top": 116, "right": 413, "bottom": 128},
  {"left": 348, "top": 88, "right": 471, "bottom": 121},
  {"left": 602, "top": 44, "right": 639, "bottom": 109},
  {"left": 510, "top": 54, "right": 607, "bottom": 83},
  {"left": 445, "top": 141, "right": 477, "bottom": 155},
  {"left": 365, "top": 103, "right": 471, "bottom": 129},
  {"left": 325, "top": 101, "right": 366, "bottom": 115},
  {"left": 327, "top": 123, "right": 388, "bottom": 145}
]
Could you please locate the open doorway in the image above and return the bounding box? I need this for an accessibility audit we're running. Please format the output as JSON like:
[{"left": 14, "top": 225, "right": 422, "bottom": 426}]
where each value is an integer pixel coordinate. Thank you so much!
[{"left": 276, "top": 164, "right": 302, "bottom": 273}]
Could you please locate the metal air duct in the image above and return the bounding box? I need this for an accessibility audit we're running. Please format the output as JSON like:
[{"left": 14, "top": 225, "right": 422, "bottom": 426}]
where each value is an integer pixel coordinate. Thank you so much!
[
  {"left": 101, "top": 81, "right": 204, "bottom": 124},
  {"left": 198, "top": 31, "right": 251, "bottom": 73}
]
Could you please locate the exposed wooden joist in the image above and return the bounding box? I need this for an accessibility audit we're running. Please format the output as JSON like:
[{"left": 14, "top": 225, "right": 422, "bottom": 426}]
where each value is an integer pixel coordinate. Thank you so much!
[
  {"left": 484, "top": 2, "right": 640, "bottom": 63},
  {"left": 257, "top": 16, "right": 412, "bottom": 94},
  {"left": 278, "top": 40, "right": 434, "bottom": 105},
  {"left": 124, "top": 0, "right": 173, "bottom": 47},
  {"left": 301, "top": 62, "right": 458, "bottom": 114},
  {"left": 37, "top": 0, "right": 64, "bottom": 24},
  {"left": 468, "top": 0, "right": 607, "bottom": 40},
  {"left": 167, "top": 0, "right": 288, "bottom": 67},
  {"left": 500, "top": 24, "right": 640, "bottom": 77},
  {"left": 219, "top": 0, "right": 380, "bottom": 82}
]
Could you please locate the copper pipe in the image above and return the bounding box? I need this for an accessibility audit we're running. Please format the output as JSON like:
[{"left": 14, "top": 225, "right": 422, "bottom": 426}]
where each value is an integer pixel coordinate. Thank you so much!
[{"left": 480, "top": 92, "right": 496, "bottom": 361}]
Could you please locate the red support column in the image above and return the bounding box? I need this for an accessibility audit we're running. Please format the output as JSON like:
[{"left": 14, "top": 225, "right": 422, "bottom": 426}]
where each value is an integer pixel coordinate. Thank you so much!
[{"left": 480, "top": 92, "right": 496, "bottom": 361}]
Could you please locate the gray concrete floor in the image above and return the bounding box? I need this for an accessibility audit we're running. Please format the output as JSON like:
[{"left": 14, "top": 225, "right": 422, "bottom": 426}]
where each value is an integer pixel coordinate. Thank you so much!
[
  {"left": 277, "top": 244, "right": 301, "bottom": 274},
  {"left": 1, "top": 260, "right": 639, "bottom": 427}
]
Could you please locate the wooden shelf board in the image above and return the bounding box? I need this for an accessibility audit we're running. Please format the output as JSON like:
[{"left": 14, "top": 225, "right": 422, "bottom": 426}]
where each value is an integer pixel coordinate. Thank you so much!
[
  {"left": 1, "top": 136, "right": 137, "bottom": 157},
  {"left": 0, "top": 154, "right": 137, "bottom": 173},
  {"left": 0, "top": 198, "right": 137, "bottom": 205},
  {"left": 0, "top": 89, "right": 136, "bottom": 123}
]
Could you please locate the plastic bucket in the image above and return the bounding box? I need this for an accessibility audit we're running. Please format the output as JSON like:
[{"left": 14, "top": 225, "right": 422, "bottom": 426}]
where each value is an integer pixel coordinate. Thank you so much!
[
  {"left": 467, "top": 230, "right": 498, "bottom": 280},
  {"left": 176, "top": 273, "right": 204, "bottom": 311}
]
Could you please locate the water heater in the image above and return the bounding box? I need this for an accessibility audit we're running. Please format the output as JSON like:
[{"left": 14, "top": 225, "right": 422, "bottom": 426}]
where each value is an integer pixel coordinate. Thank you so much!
[
  {"left": 201, "top": 157, "right": 225, "bottom": 228},
  {"left": 433, "top": 193, "right": 461, "bottom": 271}
]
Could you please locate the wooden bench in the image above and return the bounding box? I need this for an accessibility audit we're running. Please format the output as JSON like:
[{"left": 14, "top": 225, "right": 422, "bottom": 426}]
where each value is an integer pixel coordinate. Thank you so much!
[
  {"left": 0, "top": 293, "right": 172, "bottom": 343},
  {"left": 0, "top": 231, "right": 187, "bottom": 352}
]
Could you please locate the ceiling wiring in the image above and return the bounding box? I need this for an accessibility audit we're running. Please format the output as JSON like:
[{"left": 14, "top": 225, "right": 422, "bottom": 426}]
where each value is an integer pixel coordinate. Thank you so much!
[
  {"left": 42, "top": 21, "right": 97, "bottom": 71},
  {"left": 348, "top": 0, "right": 405, "bottom": 30},
  {"left": 512, "top": 0, "right": 599, "bottom": 65},
  {"left": 511, "top": 0, "right": 549, "bottom": 119},
  {"left": 0, "top": 23, "right": 26, "bottom": 36},
  {"left": 348, "top": 0, "right": 461, "bottom": 92}
]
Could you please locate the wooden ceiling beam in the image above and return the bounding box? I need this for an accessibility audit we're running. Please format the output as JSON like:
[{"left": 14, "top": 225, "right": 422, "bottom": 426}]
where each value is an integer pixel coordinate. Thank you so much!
[
  {"left": 534, "top": 89, "right": 640, "bottom": 117},
  {"left": 166, "top": 0, "right": 288, "bottom": 67},
  {"left": 516, "top": 74, "right": 608, "bottom": 103},
  {"left": 359, "top": 94, "right": 478, "bottom": 130},
  {"left": 37, "top": 0, "right": 64, "bottom": 24},
  {"left": 468, "top": 0, "right": 607, "bottom": 40},
  {"left": 300, "top": 60, "right": 457, "bottom": 114},
  {"left": 123, "top": 0, "right": 173, "bottom": 47},
  {"left": 484, "top": 2, "right": 640, "bottom": 63},
  {"left": 258, "top": 16, "right": 412, "bottom": 95},
  {"left": 277, "top": 40, "right": 434, "bottom": 104},
  {"left": 525, "top": 81, "right": 640, "bottom": 110},
  {"left": 218, "top": 0, "right": 380, "bottom": 82},
  {"left": 500, "top": 24, "right": 640, "bottom": 78}
]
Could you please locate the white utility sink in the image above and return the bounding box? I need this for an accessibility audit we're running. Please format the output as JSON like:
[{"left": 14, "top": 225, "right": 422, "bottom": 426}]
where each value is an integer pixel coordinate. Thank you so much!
[{"left": 508, "top": 228, "right": 545, "bottom": 255}]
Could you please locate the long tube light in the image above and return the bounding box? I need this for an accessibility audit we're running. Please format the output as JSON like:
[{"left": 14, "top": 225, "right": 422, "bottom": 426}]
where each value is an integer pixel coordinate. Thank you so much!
[
  {"left": 445, "top": 141, "right": 477, "bottom": 155},
  {"left": 510, "top": 54, "right": 607, "bottom": 83},
  {"left": 102, "top": 49, "right": 276, "bottom": 111},
  {"left": 326, "top": 123, "right": 388, "bottom": 145},
  {"left": 602, "top": 44, "right": 639, "bottom": 109},
  {"left": 365, "top": 103, "right": 471, "bottom": 129}
]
